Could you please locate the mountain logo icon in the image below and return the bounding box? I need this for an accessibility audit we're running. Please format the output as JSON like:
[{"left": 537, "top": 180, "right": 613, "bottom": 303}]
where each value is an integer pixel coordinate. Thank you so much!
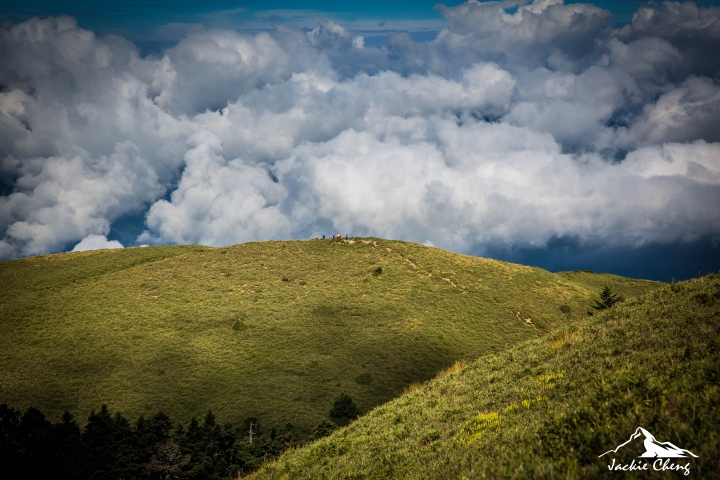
[{"left": 599, "top": 427, "right": 699, "bottom": 459}]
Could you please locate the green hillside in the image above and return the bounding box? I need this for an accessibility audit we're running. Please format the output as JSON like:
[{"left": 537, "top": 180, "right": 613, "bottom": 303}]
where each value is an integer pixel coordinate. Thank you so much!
[
  {"left": 0, "top": 239, "right": 658, "bottom": 431},
  {"left": 250, "top": 274, "right": 720, "bottom": 479}
]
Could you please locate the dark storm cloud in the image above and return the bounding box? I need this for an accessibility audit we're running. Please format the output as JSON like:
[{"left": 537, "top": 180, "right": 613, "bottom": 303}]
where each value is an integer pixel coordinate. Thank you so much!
[
  {"left": 0, "top": 1, "right": 719, "bottom": 259},
  {"left": 615, "top": 1, "right": 720, "bottom": 81}
]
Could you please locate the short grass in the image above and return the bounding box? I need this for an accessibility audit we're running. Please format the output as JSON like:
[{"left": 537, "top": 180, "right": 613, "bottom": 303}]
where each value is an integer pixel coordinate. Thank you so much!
[
  {"left": 0, "top": 239, "right": 658, "bottom": 431},
  {"left": 250, "top": 274, "right": 720, "bottom": 478}
]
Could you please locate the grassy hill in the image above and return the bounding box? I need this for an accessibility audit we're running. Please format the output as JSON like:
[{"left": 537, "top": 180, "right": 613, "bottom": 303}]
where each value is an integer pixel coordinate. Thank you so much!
[
  {"left": 250, "top": 274, "right": 720, "bottom": 479},
  {"left": 0, "top": 239, "right": 658, "bottom": 431}
]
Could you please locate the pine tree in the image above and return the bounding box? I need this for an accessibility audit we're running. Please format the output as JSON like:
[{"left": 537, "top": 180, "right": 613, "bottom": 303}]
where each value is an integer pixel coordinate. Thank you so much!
[
  {"left": 83, "top": 405, "right": 117, "bottom": 476},
  {"left": 16, "top": 407, "right": 55, "bottom": 478},
  {"left": 144, "top": 441, "right": 191, "bottom": 479},
  {"left": 588, "top": 286, "right": 624, "bottom": 315},
  {"left": 54, "top": 411, "right": 86, "bottom": 479}
]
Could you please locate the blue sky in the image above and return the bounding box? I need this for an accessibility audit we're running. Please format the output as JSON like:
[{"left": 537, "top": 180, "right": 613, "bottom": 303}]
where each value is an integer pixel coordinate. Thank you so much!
[
  {"left": 2, "top": 0, "right": 719, "bottom": 54},
  {"left": 1, "top": 0, "right": 719, "bottom": 280},
  {"left": 5, "top": 1, "right": 719, "bottom": 51},
  {"left": 5, "top": 0, "right": 463, "bottom": 53}
]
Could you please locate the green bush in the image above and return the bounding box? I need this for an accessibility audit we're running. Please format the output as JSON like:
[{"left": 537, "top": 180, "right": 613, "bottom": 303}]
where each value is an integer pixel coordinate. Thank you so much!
[
  {"left": 329, "top": 394, "right": 360, "bottom": 424},
  {"left": 310, "top": 419, "right": 337, "bottom": 440},
  {"left": 694, "top": 292, "right": 709, "bottom": 304}
]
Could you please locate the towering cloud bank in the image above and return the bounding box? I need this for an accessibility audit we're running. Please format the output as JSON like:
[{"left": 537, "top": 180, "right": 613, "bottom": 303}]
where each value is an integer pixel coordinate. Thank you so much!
[{"left": 1, "top": 1, "right": 719, "bottom": 258}]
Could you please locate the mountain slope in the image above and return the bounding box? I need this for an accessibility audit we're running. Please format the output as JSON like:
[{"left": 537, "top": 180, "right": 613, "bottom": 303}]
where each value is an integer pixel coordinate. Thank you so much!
[
  {"left": 250, "top": 274, "right": 720, "bottom": 478},
  {"left": 0, "top": 239, "right": 658, "bottom": 430}
]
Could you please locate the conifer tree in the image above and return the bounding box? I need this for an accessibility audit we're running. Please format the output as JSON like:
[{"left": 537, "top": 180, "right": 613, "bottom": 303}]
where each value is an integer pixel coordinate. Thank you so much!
[
  {"left": 588, "top": 286, "right": 624, "bottom": 315},
  {"left": 54, "top": 411, "right": 85, "bottom": 479},
  {"left": 145, "top": 441, "right": 191, "bottom": 479},
  {"left": 83, "top": 405, "right": 117, "bottom": 475},
  {"left": 16, "top": 407, "right": 54, "bottom": 478}
]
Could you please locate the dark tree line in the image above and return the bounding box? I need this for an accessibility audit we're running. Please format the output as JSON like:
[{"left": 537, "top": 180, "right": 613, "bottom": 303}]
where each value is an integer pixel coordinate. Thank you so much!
[{"left": 0, "top": 394, "right": 361, "bottom": 480}]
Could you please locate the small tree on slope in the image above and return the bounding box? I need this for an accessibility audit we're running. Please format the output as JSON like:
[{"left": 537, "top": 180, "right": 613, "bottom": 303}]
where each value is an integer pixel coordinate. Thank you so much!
[
  {"left": 329, "top": 394, "right": 360, "bottom": 425},
  {"left": 588, "top": 286, "right": 624, "bottom": 315}
]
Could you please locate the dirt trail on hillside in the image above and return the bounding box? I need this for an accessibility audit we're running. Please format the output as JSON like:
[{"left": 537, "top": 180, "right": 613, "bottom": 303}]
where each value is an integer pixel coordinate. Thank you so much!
[
  {"left": 517, "top": 311, "right": 539, "bottom": 330},
  {"left": 384, "top": 245, "right": 466, "bottom": 293}
]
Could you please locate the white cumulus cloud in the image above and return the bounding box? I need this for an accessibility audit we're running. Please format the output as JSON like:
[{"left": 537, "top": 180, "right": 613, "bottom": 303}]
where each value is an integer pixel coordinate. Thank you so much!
[
  {"left": 71, "top": 234, "right": 124, "bottom": 252},
  {"left": 0, "top": 1, "right": 719, "bottom": 259}
]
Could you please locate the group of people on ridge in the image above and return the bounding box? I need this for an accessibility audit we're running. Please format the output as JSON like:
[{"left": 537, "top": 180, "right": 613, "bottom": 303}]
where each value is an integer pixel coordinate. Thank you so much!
[{"left": 319, "top": 233, "right": 349, "bottom": 241}]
